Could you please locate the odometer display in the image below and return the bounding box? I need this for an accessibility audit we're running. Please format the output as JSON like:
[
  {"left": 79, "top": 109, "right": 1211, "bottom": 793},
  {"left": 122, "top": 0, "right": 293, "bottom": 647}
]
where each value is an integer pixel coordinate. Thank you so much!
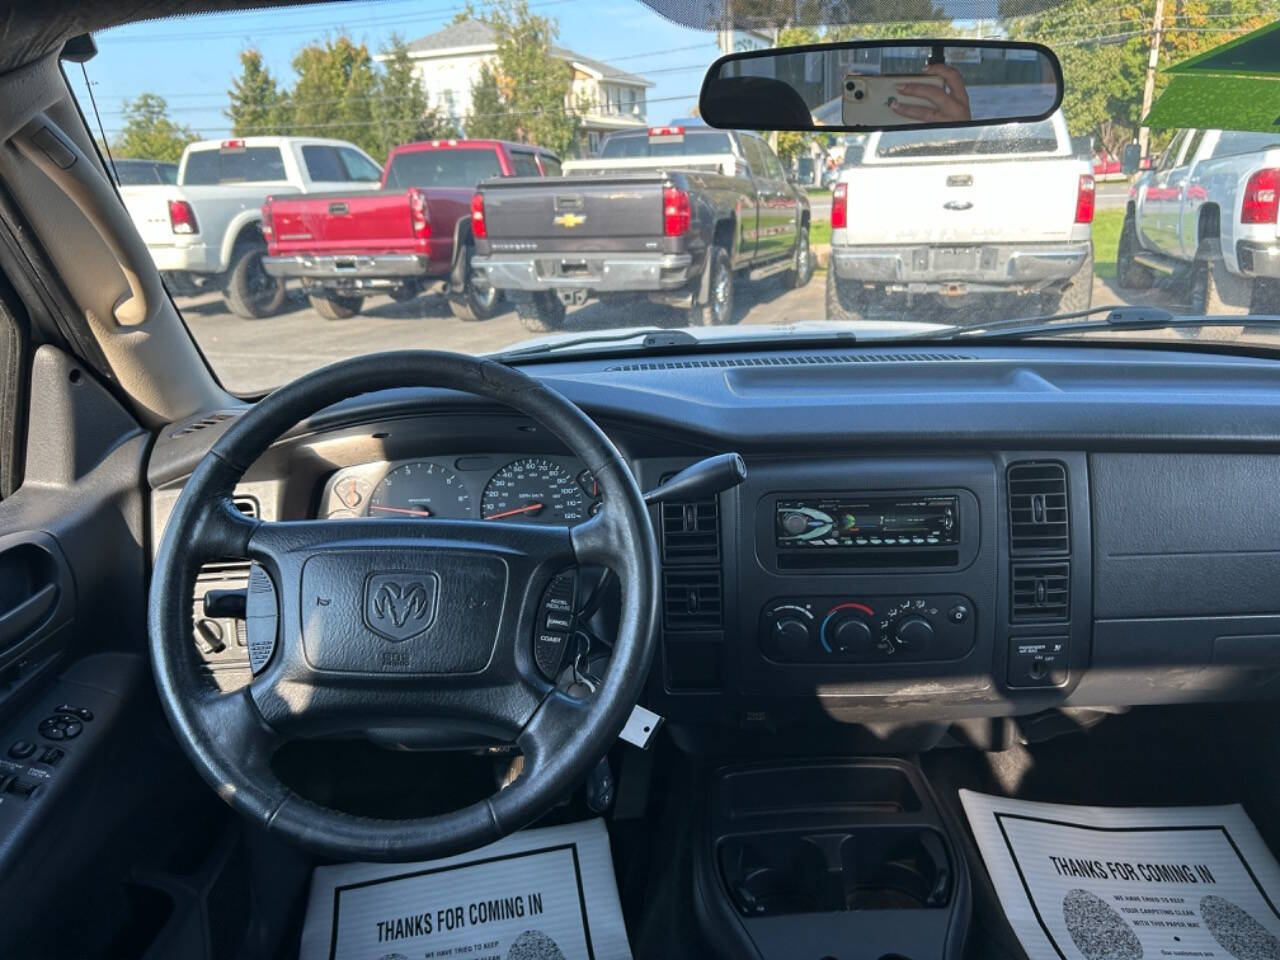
[
  {"left": 367, "top": 461, "right": 472, "bottom": 519},
  {"left": 482, "top": 458, "right": 589, "bottom": 525}
]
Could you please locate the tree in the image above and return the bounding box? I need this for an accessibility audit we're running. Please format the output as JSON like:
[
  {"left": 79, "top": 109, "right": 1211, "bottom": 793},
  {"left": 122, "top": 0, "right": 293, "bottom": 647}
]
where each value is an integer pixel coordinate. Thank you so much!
[
  {"left": 774, "top": 26, "right": 822, "bottom": 167},
  {"left": 1008, "top": 0, "right": 1274, "bottom": 156},
  {"left": 226, "top": 49, "right": 288, "bottom": 137},
  {"left": 465, "top": 1, "right": 580, "bottom": 157},
  {"left": 113, "top": 93, "right": 199, "bottom": 162},
  {"left": 288, "top": 34, "right": 380, "bottom": 153},
  {"left": 371, "top": 34, "right": 455, "bottom": 159}
]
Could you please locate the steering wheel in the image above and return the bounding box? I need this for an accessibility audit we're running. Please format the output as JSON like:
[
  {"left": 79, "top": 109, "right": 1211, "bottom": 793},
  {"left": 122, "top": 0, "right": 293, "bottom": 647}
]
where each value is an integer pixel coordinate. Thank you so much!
[{"left": 148, "top": 352, "right": 659, "bottom": 862}]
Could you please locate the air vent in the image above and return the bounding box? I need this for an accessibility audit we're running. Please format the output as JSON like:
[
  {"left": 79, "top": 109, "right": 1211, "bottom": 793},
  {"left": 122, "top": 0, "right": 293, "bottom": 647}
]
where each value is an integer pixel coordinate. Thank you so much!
[
  {"left": 1012, "top": 562, "right": 1070, "bottom": 622},
  {"left": 169, "top": 411, "right": 235, "bottom": 438},
  {"left": 661, "top": 499, "right": 720, "bottom": 564},
  {"left": 663, "top": 569, "right": 723, "bottom": 631},
  {"left": 1007, "top": 462, "right": 1069, "bottom": 554},
  {"left": 607, "top": 352, "right": 975, "bottom": 372},
  {"left": 232, "top": 495, "right": 259, "bottom": 520}
]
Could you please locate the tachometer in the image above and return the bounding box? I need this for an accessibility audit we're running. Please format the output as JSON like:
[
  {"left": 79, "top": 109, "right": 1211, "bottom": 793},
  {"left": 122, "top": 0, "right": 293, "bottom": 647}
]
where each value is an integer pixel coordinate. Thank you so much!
[
  {"left": 367, "top": 461, "right": 473, "bottom": 519},
  {"left": 481, "top": 458, "right": 589, "bottom": 525}
]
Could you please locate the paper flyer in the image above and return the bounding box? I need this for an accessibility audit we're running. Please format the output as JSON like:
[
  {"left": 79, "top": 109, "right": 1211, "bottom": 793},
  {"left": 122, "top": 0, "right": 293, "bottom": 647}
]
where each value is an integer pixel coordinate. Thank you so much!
[
  {"left": 298, "top": 819, "right": 632, "bottom": 960},
  {"left": 961, "top": 791, "right": 1280, "bottom": 960}
]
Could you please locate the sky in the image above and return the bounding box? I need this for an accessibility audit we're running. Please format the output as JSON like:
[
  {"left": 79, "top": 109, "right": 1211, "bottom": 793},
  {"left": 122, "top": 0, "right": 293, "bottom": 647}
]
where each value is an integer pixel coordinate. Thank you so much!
[{"left": 65, "top": 0, "right": 723, "bottom": 142}]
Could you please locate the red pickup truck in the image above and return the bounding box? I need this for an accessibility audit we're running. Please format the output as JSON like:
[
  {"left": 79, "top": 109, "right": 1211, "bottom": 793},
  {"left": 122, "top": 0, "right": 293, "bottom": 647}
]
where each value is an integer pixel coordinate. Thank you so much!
[{"left": 261, "top": 139, "right": 561, "bottom": 320}]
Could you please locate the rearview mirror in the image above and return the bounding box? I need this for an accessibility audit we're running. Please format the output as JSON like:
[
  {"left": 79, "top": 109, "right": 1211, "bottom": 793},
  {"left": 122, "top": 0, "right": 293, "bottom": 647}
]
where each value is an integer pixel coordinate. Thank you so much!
[{"left": 699, "top": 40, "right": 1063, "bottom": 133}]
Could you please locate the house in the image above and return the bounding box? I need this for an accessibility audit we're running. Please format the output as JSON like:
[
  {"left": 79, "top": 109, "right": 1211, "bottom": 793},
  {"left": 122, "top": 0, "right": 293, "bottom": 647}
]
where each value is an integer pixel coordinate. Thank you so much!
[{"left": 387, "top": 18, "right": 654, "bottom": 155}]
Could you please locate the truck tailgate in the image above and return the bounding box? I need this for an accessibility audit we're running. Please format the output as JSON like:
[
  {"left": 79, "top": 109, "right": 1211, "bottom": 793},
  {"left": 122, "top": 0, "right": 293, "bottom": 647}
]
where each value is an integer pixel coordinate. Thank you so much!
[
  {"left": 843, "top": 156, "right": 1088, "bottom": 245},
  {"left": 482, "top": 174, "right": 664, "bottom": 249},
  {"left": 267, "top": 190, "right": 414, "bottom": 255},
  {"left": 121, "top": 185, "right": 181, "bottom": 247}
]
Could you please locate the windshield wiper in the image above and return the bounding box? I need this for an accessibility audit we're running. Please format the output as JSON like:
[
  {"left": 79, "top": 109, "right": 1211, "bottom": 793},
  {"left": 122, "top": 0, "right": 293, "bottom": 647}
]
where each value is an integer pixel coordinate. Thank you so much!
[
  {"left": 491, "top": 328, "right": 700, "bottom": 361},
  {"left": 917, "top": 305, "right": 1280, "bottom": 341}
]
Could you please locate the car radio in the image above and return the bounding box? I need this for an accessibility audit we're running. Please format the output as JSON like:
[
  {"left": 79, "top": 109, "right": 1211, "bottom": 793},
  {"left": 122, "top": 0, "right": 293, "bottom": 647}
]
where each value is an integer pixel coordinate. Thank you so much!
[{"left": 776, "top": 495, "right": 959, "bottom": 549}]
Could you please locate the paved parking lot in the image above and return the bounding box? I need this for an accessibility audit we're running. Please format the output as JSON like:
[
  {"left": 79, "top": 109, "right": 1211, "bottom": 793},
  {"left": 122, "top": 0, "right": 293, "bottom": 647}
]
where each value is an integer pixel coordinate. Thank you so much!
[{"left": 183, "top": 255, "right": 1256, "bottom": 394}]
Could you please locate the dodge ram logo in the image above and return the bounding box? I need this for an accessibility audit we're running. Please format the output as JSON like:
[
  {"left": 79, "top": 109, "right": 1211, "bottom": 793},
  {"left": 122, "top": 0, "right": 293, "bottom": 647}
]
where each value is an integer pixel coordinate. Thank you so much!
[{"left": 364, "top": 573, "right": 438, "bottom": 641}]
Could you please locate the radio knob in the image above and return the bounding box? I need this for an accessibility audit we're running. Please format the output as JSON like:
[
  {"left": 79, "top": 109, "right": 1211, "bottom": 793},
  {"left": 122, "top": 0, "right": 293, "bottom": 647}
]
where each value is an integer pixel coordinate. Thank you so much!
[
  {"left": 771, "top": 617, "right": 812, "bottom": 660},
  {"left": 828, "top": 616, "right": 873, "bottom": 656},
  {"left": 781, "top": 512, "right": 808, "bottom": 536},
  {"left": 894, "top": 615, "right": 934, "bottom": 654}
]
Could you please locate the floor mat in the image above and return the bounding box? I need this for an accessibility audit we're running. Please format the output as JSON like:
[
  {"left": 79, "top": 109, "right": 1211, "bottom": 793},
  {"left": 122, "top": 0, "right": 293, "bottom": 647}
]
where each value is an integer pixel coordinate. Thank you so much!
[
  {"left": 298, "top": 819, "right": 631, "bottom": 960},
  {"left": 961, "top": 791, "right": 1280, "bottom": 960}
]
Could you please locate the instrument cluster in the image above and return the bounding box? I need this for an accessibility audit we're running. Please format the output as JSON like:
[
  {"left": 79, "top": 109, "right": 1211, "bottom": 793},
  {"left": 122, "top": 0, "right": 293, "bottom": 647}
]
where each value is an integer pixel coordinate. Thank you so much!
[{"left": 319, "top": 454, "right": 600, "bottom": 526}]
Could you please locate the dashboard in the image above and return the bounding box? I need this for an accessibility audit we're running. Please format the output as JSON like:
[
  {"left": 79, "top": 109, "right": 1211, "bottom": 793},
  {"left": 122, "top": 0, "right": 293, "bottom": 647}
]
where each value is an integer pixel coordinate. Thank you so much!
[
  {"left": 318, "top": 454, "right": 599, "bottom": 524},
  {"left": 148, "top": 341, "right": 1280, "bottom": 738}
]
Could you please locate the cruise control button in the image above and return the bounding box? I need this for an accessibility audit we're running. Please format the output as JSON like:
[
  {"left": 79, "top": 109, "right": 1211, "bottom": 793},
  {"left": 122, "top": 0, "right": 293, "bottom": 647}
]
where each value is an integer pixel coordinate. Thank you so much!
[
  {"left": 39, "top": 748, "right": 64, "bottom": 766},
  {"left": 7, "top": 740, "right": 35, "bottom": 760},
  {"left": 535, "top": 632, "right": 569, "bottom": 678},
  {"left": 5, "top": 778, "right": 37, "bottom": 797},
  {"left": 544, "top": 612, "right": 573, "bottom": 632}
]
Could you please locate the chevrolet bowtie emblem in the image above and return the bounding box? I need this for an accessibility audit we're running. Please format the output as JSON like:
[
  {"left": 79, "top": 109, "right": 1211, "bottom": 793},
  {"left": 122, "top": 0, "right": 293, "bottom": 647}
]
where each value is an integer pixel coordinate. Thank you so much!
[{"left": 553, "top": 212, "right": 586, "bottom": 228}]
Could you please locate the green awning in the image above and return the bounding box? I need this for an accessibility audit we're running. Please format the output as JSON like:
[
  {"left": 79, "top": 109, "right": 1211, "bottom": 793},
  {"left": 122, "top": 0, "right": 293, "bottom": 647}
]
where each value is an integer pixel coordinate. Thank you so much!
[{"left": 1143, "top": 20, "right": 1280, "bottom": 132}]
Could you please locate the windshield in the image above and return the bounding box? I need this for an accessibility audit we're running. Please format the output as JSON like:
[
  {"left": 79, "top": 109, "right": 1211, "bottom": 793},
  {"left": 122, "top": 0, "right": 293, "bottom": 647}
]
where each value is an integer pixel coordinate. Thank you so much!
[{"left": 69, "top": 0, "right": 1280, "bottom": 392}]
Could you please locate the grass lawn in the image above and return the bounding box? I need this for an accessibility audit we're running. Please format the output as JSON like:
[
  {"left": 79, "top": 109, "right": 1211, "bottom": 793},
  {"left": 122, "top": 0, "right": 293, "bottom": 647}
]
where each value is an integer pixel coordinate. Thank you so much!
[
  {"left": 1092, "top": 208, "right": 1124, "bottom": 281},
  {"left": 811, "top": 220, "right": 832, "bottom": 248},
  {"left": 806, "top": 185, "right": 831, "bottom": 198}
]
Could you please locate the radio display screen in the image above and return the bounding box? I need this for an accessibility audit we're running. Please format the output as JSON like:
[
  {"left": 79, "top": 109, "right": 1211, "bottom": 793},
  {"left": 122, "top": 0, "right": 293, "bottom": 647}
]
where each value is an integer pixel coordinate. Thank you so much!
[{"left": 776, "top": 496, "right": 959, "bottom": 548}]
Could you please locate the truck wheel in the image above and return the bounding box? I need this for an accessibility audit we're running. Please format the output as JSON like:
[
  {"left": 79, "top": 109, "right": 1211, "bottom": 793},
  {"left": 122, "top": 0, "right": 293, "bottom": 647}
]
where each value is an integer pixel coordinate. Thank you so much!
[
  {"left": 688, "top": 245, "right": 734, "bottom": 326},
  {"left": 1116, "top": 212, "right": 1154, "bottom": 291},
  {"left": 448, "top": 275, "right": 502, "bottom": 322},
  {"left": 308, "top": 293, "right": 363, "bottom": 321},
  {"left": 825, "top": 268, "right": 872, "bottom": 323},
  {"left": 1188, "top": 245, "right": 1229, "bottom": 316},
  {"left": 1040, "top": 245, "right": 1094, "bottom": 315},
  {"left": 783, "top": 227, "right": 814, "bottom": 289},
  {"left": 224, "top": 242, "right": 286, "bottom": 319},
  {"left": 516, "top": 292, "right": 566, "bottom": 332}
]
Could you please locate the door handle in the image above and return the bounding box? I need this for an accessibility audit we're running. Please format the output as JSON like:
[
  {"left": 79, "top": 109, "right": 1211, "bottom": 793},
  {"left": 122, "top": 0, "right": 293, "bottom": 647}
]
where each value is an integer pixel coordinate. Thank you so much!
[{"left": 0, "top": 583, "right": 57, "bottom": 648}]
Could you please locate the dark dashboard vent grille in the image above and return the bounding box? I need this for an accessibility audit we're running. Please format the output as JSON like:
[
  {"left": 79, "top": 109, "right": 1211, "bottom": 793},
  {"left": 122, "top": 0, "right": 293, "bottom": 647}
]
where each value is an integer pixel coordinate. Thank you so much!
[
  {"left": 170, "top": 411, "right": 235, "bottom": 438},
  {"left": 663, "top": 569, "right": 723, "bottom": 631},
  {"left": 661, "top": 499, "right": 720, "bottom": 564},
  {"left": 1012, "top": 562, "right": 1070, "bottom": 622},
  {"left": 1007, "top": 462, "right": 1069, "bottom": 555},
  {"left": 606, "top": 352, "right": 975, "bottom": 372}
]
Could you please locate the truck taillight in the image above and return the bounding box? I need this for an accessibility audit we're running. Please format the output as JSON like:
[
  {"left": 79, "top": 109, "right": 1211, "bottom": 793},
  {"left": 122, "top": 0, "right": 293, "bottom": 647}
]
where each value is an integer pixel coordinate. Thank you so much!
[
  {"left": 1075, "top": 174, "right": 1095, "bottom": 224},
  {"left": 168, "top": 199, "right": 198, "bottom": 235},
  {"left": 471, "top": 192, "right": 487, "bottom": 239},
  {"left": 260, "top": 197, "right": 273, "bottom": 239},
  {"left": 663, "top": 186, "right": 690, "bottom": 236},
  {"left": 408, "top": 188, "right": 431, "bottom": 239},
  {"left": 831, "top": 182, "right": 848, "bottom": 229},
  {"left": 1242, "top": 168, "right": 1280, "bottom": 224}
]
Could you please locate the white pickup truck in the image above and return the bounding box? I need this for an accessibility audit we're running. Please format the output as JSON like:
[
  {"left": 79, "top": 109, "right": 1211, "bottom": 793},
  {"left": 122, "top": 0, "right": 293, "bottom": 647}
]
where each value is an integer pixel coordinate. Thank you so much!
[
  {"left": 826, "top": 110, "right": 1095, "bottom": 322},
  {"left": 1119, "top": 128, "right": 1280, "bottom": 314},
  {"left": 121, "top": 136, "right": 383, "bottom": 318}
]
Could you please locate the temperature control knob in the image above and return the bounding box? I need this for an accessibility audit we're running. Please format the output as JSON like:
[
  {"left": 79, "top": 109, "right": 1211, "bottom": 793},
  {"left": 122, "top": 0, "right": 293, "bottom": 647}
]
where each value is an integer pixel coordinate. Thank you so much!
[
  {"left": 894, "top": 615, "right": 935, "bottom": 654},
  {"left": 771, "top": 617, "right": 813, "bottom": 659},
  {"left": 825, "top": 614, "right": 873, "bottom": 655}
]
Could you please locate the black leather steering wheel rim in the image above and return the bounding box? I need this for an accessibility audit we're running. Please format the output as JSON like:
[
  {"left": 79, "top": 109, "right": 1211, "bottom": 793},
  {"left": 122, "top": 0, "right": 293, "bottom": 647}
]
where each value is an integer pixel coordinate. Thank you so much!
[{"left": 148, "top": 351, "right": 659, "bottom": 862}]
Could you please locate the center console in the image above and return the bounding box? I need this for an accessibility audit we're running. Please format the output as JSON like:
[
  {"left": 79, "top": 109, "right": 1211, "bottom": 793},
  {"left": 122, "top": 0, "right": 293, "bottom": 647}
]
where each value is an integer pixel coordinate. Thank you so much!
[{"left": 694, "top": 758, "right": 971, "bottom": 960}]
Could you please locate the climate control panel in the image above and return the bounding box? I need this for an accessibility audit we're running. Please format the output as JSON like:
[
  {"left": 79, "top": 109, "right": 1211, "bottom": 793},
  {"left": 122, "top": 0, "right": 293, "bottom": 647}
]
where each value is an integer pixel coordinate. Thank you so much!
[{"left": 760, "top": 594, "right": 975, "bottom": 663}]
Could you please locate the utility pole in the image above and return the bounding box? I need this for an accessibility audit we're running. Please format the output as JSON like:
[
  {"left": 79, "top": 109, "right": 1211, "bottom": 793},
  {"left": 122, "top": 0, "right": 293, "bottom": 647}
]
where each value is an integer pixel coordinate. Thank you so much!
[{"left": 1138, "top": 0, "right": 1166, "bottom": 160}]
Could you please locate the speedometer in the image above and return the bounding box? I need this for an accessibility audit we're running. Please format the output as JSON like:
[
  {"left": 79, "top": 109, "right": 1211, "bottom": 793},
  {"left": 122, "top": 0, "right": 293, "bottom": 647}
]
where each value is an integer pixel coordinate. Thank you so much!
[
  {"left": 481, "top": 458, "right": 589, "bottom": 525},
  {"left": 367, "top": 461, "right": 473, "bottom": 519}
]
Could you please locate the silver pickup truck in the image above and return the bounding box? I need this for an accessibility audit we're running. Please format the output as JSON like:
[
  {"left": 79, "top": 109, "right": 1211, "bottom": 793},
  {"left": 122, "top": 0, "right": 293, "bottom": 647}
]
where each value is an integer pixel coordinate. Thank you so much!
[{"left": 1119, "top": 128, "right": 1280, "bottom": 314}]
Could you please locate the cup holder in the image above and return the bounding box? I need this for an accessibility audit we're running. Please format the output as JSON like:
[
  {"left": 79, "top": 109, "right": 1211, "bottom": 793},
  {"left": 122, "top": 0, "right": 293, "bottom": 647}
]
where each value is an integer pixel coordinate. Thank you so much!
[
  {"left": 720, "top": 827, "right": 951, "bottom": 918},
  {"left": 842, "top": 829, "right": 951, "bottom": 910}
]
